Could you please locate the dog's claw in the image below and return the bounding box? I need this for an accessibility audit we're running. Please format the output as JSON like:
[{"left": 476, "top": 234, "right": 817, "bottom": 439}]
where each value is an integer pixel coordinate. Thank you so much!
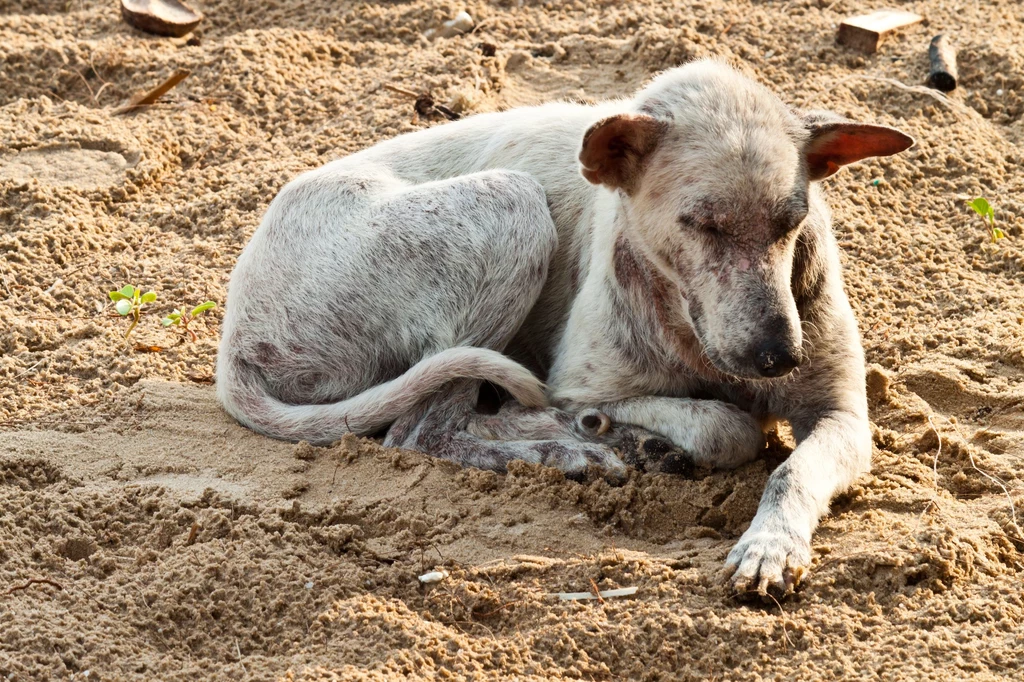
[{"left": 723, "top": 526, "right": 811, "bottom": 601}]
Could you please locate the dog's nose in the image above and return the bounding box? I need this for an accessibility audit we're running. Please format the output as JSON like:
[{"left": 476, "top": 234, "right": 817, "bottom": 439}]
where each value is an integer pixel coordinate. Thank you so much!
[{"left": 753, "top": 342, "right": 801, "bottom": 378}]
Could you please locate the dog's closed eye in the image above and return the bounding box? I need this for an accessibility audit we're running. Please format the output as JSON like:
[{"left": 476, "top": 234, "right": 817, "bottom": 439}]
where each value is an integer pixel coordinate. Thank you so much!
[{"left": 678, "top": 213, "right": 722, "bottom": 237}]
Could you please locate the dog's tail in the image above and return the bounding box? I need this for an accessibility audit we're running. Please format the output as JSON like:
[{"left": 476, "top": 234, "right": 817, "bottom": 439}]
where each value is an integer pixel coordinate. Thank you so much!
[{"left": 217, "top": 346, "right": 547, "bottom": 444}]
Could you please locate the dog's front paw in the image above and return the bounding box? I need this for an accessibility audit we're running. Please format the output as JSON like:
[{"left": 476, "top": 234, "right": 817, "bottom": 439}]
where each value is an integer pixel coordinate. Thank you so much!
[{"left": 722, "top": 525, "right": 811, "bottom": 598}]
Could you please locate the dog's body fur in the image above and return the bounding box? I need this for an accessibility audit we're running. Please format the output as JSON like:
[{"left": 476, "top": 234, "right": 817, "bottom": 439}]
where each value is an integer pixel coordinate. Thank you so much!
[{"left": 217, "top": 61, "right": 913, "bottom": 595}]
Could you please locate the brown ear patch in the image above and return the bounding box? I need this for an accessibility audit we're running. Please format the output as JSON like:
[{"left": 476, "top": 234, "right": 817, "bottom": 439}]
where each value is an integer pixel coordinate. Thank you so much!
[
  {"left": 579, "top": 114, "right": 667, "bottom": 194},
  {"left": 804, "top": 122, "right": 915, "bottom": 180}
]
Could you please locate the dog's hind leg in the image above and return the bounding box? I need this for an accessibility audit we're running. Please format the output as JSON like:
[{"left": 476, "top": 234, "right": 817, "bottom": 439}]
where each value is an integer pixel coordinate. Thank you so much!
[
  {"left": 377, "top": 170, "right": 625, "bottom": 478},
  {"left": 386, "top": 379, "right": 626, "bottom": 480}
]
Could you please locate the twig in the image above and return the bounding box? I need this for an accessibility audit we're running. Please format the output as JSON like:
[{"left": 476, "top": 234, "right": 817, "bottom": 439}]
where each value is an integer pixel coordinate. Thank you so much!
[
  {"left": 930, "top": 414, "right": 1024, "bottom": 544},
  {"left": 472, "top": 600, "right": 519, "bottom": 619},
  {"left": 383, "top": 83, "right": 420, "bottom": 98},
  {"left": 947, "top": 419, "right": 1024, "bottom": 542},
  {"left": 726, "top": 590, "right": 793, "bottom": 651},
  {"left": 926, "top": 415, "right": 942, "bottom": 489},
  {"left": 234, "top": 639, "right": 247, "bottom": 676},
  {"left": 6, "top": 578, "right": 64, "bottom": 595},
  {"left": 589, "top": 578, "right": 605, "bottom": 604},
  {"left": 114, "top": 69, "right": 191, "bottom": 115},
  {"left": 556, "top": 586, "right": 637, "bottom": 601},
  {"left": 762, "top": 591, "right": 793, "bottom": 651},
  {"left": 469, "top": 17, "right": 496, "bottom": 34},
  {"left": 13, "top": 359, "right": 45, "bottom": 380},
  {"left": 848, "top": 74, "right": 979, "bottom": 118},
  {"left": 59, "top": 67, "right": 97, "bottom": 102}
]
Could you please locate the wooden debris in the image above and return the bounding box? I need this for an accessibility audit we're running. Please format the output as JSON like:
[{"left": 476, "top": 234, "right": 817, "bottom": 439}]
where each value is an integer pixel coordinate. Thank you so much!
[
  {"left": 121, "top": 0, "right": 203, "bottom": 38},
  {"left": 926, "top": 34, "right": 958, "bottom": 92},
  {"left": 837, "top": 9, "right": 923, "bottom": 53},
  {"left": 114, "top": 69, "right": 190, "bottom": 115},
  {"left": 414, "top": 93, "right": 437, "bottom": 117},
  {"left": 433, "top": 103, "right": 460, "bottom": 121},
  {"left": 383, "top": 83, "right": 419, "bottom": 98},
  {"left": 383, "top": 84, "right": 461, "bottom": 121},
  {"left": 414, "top": 93, "right": 460, "bottom": 121}
]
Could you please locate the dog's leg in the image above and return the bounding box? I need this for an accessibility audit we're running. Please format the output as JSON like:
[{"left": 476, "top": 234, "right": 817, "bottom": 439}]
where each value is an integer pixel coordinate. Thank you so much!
[
  {"left": 386, "top": 380, "right": 627, "bottom": 480},
  {"left": 591, "top": 396, "right": 765, "bottom": 469},
  {"left": 722, "top": 343, "right": 872, "bottom": 597},
  {"left": 722, "top": 409, "right": 870, "bottom": 597}
]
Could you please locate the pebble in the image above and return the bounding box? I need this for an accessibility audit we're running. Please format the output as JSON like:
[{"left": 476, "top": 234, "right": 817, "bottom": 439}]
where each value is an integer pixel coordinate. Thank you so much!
[
  {"left": 425, "top": 11, "right": 474, "bottom": 39},
  {"left": 418, "top": 569, "right": 449, "bottom": 583}
]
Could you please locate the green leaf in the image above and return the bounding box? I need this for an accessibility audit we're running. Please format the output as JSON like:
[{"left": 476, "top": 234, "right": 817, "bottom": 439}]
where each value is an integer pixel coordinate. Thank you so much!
[
  {"left": 993, "top": 227, "right": 1006, "bottom": 240},
  {"left": 115, "top": 299, "right": 134, "bottom": 316},
  {"left": 119, "top": 284, "right": 136, "bottom": 298},
  {"left": 190, "top": 301, "right": 216, "bottom": 317},
  {"left": 967, "top": 198, "right": 990, "bottom": 216},
  {"left": 140, "top": 291, "right": 157, "bottom": 304},
  {"left": 109, "top": 290, "right": 128, "bottom": 302},
  {"left": 162, "top": 316, "right": 176, "bottom": 326}
]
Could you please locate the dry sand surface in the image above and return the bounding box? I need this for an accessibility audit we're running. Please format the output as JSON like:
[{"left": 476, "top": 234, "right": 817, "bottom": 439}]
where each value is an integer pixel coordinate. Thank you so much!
[{"left": 2, "top": 0, "right": 1024, "bottom": 679}]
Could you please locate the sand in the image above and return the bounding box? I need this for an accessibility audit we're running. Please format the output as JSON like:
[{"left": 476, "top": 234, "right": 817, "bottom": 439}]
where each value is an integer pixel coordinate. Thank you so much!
[{"left": 1, "top": 0, "right": 1023, "bottom": 679}]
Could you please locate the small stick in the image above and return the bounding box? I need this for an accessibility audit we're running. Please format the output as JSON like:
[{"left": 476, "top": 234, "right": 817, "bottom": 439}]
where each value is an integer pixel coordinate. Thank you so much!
[
  {"left": 114, "top": 69, "right": 191, "bottom": 115},
  {"left": 589, "top": 578, "right": 605, "bottom": 604},
  {"left": 185, "top": 521, "right": 201, "bottom": 545},
  {"left": 383, "top": 83, "right": 420, "bottom": 98},
  {"left": 235, "top": 639, "right": 247, "bottom": 676},
  {"left": 926, "top": 415, "right": 942, "bottom": 488},
  {"left": 6, "top": 578, "right": 64, "bottom": 595},
  {"left": 926, "top": 34, "right": 958, "bottom": 92},
  {"left": 13, "top": 359, "right": 45, "bottom": 380}
]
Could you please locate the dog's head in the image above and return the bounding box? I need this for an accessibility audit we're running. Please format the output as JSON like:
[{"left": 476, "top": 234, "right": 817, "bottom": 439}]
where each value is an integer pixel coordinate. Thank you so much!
[{"left": 579, "top": 60, "right": 914, "bottom": 380}]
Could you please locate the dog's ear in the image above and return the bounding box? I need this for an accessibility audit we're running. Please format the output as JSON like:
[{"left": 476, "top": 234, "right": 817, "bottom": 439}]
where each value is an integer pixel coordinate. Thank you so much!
[
  {"left": 802, "top": 111, "right": 914, "bottom": 181},
  {"left": 579, "top": 114, "right": 667, "bottom": 194}
]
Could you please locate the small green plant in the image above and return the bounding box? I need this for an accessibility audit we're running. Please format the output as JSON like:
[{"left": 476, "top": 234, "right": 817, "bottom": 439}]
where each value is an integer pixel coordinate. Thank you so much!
[
  {"left": 109, "top": 284, "right": 157, "bottom": 339},
  {"left": 967, "top": 197, "right": 1007, "bottom": 244},
  {"left": 162, "top": 301, "right": 217, "bottom": 342}
]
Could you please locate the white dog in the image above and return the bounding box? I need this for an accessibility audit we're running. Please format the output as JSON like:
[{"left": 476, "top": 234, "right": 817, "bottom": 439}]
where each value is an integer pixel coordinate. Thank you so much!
[{"left": 216, "top": 60, "right": 913, "bottom": 597}]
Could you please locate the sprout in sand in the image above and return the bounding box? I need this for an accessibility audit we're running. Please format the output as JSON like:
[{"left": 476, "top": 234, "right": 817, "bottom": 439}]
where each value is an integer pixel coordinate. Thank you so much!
[
  {"left": 967, "top": 197, "right": 1007, "bottom": 244},
  {"left": 109, "top": 284, "right": 157, "bottom": 340},
  {"left": 162, "top": 300, "right": 217, "bottom": 342}
]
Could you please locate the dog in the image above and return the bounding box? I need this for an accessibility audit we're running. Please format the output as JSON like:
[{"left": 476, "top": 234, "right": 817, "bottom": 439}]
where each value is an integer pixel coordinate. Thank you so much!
[{"left": 216, "top": 59, "right": 914, "bottom": 597}]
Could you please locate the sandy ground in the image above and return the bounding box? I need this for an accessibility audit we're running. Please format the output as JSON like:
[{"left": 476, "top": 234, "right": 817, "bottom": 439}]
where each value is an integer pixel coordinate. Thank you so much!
[{"left": 2, "top": 0, "right": 1024, "bottom": 679}]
